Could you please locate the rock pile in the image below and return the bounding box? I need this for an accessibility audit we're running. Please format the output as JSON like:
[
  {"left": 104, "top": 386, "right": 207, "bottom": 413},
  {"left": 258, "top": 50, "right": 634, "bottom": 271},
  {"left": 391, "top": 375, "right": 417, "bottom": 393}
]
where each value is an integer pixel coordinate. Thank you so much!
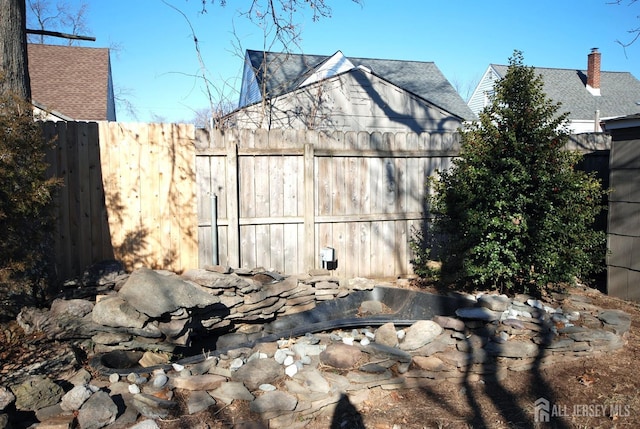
[{"left": 0, "top": 266, "right": 631, "bottom": 429}]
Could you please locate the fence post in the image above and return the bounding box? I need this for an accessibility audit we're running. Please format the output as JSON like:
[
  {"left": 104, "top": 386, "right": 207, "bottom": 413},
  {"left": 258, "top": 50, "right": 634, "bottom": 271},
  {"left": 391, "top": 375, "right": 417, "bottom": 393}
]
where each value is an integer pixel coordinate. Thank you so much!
[
  {"left": 226, "top": 138, "right": 241, "bottom": 268},
  {"left": 304, "top": 143, "right": 315, "bottom": 270}
]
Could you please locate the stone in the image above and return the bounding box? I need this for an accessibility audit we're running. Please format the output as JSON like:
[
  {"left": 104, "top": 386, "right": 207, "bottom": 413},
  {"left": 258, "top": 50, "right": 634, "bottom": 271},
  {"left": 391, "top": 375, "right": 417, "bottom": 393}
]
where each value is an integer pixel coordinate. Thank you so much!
[
  {"left": 77, "top": 391, "right": 118, "bottom": 429},
  {"left": 131, "top": 393, "right": 177, "bottom": 419},
  {"left": 170, "top": 374, "right": 226, "bottom": 391},
  {"left": 285, "top": 363, "right": 298, "bottom": 377},
  {"left": 455, "top": 334, "right": 486, "bottom": 352},
  {"left": 232, "top": 358, "right": 284, "bottom": 391},
  {"left": 91, "top": 295, "right": 148, "bottom": 329},
  {"left": 129, "top": 420, "right": 160, "bottom": 429},
  {"left": 139, "top": 351, "right": 170, "bottom": 368},
  {"left": 66, "top": 369, "right": 92, "bottom": 386},
  {"left": 33, "top": 402, "right": 66, "bottom": 422},
  {"left": 50, "top": 298, "right": 94, "bottom": 318},
  {"left": 432, "top": 315, "right": 465, "bottom": 331},
  {"left": 209, "top": 382, "right": 255, "bottom": 404},
  {"left": 598, "top": 310, "right": 631, "bottom": 334},
  {"left": 119, "top": 267, "right": 220, "bottom": 318},
  {"left": 11, "top": 375, "right": 64, "bottom": 411},
  {"left": 347, "top": 277, "right": 376, "bottom": 290},
  {"left": 182, "top": 268, "right": 251, "bottom": 289},
  {"left": 185, "top": 390, "right": 216, "bottom": 414},
  {"left": 477, "top": 294, "right": 511, "bottom": 312},
  {"left": 293, "top": 369, "right": 330, "bottom": 393},
  {"left": 250, "top": 391, "right": 297, "bottom": 414},
  {"left": 484, "top": 340, "right": 539, "bottom": 358},
  {"left": 362, "top": 343, "right": 411, "bottom": 363},
  {"left": 455, "top": 307, "right": 502, "bottom": 321},
  {"left": 437, "top": 350, "right": 471, "bottom": 368},
  {"left": 35, "top": 411, "right": 77, "bottom": 429},
  {"left": 292, "top": 342, "right": 325, "bottom": 358},
  {"left": 374, "top": 322, "right": 398, "bottom": 347},
  {"left": 157, "top": 318, "right": 191, "bottom": 341},
  {"left": 0, "top": 387, "right": 15, "bottom": 411},
  {"left": 92, "top": 332, "right": 132, "bottom": 345},
  {"left": 399, "top": 320, "right": 443, "bottom": 351},
  {"left": 413, "top": 356, "right": 446, "bottom": 371},
  {"left": 319, "top": 343, "right": 363, "bottom": 369},
  {"left": 151, "top": 373, "right": 169, "bottom": 388},
  {"left": 60, "top": 385, "right": 93, "bottom": 411},
  {"left": 359, "top": 300, "right": 384, "bottom": 315}
]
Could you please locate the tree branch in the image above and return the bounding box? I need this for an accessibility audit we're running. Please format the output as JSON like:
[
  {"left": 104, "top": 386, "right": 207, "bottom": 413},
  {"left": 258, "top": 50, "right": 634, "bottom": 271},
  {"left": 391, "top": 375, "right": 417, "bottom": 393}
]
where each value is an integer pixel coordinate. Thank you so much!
[{"left": 25, "top": 28, "right": 95, "bottom": 41}]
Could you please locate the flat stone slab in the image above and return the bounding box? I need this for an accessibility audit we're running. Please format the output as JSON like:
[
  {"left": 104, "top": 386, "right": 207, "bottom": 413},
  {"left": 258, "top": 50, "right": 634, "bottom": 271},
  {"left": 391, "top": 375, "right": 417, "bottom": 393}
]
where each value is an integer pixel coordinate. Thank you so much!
[
  {"left": 598, "top": 310, "right": 631, "bottom": 334},
  {"left": 455, "top": 307, "right": 502, "bottom": 321},
  {"left": 119, "top": 268, "right": 220, "bottom": 318}
]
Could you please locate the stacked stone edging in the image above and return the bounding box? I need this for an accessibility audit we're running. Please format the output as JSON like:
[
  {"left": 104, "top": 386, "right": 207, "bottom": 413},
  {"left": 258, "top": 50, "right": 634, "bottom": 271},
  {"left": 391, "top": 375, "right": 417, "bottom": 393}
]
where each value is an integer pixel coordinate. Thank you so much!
[{"left": 2, "top": 266, "right": 631, "bottom": 429}]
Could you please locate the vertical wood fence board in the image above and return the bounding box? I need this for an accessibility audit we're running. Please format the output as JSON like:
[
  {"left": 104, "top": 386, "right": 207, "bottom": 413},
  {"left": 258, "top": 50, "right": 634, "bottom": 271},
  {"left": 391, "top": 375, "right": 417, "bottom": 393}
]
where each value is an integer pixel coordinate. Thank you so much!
[
  {"left": 196, "top": 155, "right": 212, "bottom": 266},
  {"left": 65, "top": 121, "right": 82, "bottom": 276},
  {"left": 86, "top": 122, "right": 108, "bottom": 262},
  {"left": 303, "top": 143, "right": 316, "bottom": 270},
  {"left": 226, "top": 138, "right": 240, "bottom": 267},
  {"left": 75, "top": 123, "right": 91, "bottom": 272},
  {"left": 153, "top": 124, "right": 176, "bottom": 266},
  {"left": 48, "top": 123, "right": 65, "bottom": 275}
]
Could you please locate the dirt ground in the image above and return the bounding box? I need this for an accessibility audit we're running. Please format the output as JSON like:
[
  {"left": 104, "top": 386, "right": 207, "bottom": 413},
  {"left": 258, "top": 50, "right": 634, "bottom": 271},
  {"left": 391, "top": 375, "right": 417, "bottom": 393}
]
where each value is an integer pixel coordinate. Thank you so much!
[{"left": 1, "top": 282, "right": 639, "bottom": 429}]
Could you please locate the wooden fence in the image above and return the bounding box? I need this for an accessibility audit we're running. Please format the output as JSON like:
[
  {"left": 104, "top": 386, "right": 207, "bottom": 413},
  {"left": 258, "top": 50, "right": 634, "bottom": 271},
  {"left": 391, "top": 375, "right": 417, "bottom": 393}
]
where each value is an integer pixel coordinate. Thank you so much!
[
  {"left": 44, "top": 121, "right": 197, "bottom": 281},
  {"left": 44, "top": 123, "right": 610, "bottom": 282},
  {"left": 195, "top": 129, "right": 460, "bottom": 278}
]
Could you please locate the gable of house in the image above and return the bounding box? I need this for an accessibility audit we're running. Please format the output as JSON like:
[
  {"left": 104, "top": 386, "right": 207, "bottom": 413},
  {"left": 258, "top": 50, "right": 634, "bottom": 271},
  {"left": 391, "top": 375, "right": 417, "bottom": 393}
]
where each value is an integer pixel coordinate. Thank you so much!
[
  {"left": 230, "top": 65, "right": 464, "bottom": 133},
  {"left": 468, "top": 51, "right": 640, "bottom": 133},
  {"left": 28, "top": 43, "right": 116, "bottom": 121},
  {"left": 239, "top": 49, "right": 475, "bottom": 122}
]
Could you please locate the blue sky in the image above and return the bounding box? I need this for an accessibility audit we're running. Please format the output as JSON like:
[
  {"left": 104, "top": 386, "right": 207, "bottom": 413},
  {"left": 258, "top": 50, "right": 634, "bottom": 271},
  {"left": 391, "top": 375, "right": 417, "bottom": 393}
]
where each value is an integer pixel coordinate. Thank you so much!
[{"left": 36, "top": 1, "right": 640, "bottom": 123}]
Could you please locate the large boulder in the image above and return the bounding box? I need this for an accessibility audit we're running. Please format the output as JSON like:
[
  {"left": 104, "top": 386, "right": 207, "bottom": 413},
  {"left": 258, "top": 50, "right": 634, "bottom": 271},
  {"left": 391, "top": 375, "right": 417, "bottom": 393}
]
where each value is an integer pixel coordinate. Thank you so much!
[{"left": 118, "top": 268, "right": 220, "bottom": 318}]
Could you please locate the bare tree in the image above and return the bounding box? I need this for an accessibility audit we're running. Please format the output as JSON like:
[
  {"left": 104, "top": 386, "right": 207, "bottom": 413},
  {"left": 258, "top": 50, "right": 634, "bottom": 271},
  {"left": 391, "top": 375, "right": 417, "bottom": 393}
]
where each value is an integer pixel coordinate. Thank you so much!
[
  {"left": 169, "top": 0, "right": 361, "bottom": 129},
  {"left": 27, "top": 0, "right": 90, "bottom": 46},
  {"left": 609, "top": 0, "right": 640, "bottom": 52}
]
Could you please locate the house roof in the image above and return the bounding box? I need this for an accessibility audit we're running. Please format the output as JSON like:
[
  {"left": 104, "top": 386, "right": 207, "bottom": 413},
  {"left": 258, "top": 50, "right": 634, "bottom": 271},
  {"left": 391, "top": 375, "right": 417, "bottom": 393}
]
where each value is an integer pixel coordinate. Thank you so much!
[
  {"left": 490, "top": 64, "right": 640, "bottom": 121},
  {"left": 27, "top": 43, "right": 116, "bottom": 121},
  {"left": 244, "top": 49, "right": 475, "bottom": 121}
]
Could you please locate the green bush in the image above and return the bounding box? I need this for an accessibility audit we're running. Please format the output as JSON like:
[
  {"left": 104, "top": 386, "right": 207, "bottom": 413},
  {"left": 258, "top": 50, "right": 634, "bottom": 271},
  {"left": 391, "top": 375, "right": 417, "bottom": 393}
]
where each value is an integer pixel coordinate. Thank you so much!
[
  {"left": 0, "top": 83, "right": 60, "bottom": 317},
  {"left": 411, "top": 51, "right": 607, "bottom": 295}
]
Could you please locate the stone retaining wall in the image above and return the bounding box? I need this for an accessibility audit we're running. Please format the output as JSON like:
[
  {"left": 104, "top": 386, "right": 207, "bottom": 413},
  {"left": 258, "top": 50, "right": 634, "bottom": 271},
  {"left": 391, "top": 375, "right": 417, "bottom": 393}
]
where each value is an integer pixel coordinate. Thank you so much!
[{"left": 7, "top": 265, "right": 631, "bottom": 429}]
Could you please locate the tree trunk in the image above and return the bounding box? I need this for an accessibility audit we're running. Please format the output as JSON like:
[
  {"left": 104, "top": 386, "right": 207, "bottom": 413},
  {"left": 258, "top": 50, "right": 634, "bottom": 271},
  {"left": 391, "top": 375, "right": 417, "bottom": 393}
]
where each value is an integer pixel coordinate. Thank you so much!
[{"left": 0, "top": 0, "right": 31, "bottom": 100}]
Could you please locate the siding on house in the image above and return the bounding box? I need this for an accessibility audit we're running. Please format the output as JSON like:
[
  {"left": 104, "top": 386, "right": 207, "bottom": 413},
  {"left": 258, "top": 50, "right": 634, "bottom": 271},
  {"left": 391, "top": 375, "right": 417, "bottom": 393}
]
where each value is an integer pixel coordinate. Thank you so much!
[
  {"left": 230, "top": 67, "right": 464, "bottom": 133},
  {"left": 467, "top": 66, "right": 498, "bottom": 114},
  {"left": 239, "top": 51, "right": 263, "bottom": 108}
]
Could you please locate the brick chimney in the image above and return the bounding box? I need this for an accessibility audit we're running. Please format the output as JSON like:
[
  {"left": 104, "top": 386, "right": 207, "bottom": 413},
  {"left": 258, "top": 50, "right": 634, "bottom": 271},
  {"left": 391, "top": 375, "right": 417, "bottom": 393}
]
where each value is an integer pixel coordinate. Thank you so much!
[{"left": 587, "top": 48, "right": 601, "bottom": 96}]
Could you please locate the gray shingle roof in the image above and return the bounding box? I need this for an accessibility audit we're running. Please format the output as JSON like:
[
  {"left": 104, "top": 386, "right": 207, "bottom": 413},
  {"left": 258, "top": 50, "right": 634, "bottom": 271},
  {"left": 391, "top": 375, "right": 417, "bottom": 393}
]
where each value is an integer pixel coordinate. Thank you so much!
[
  {"left": 491, "top": 64, "right": 640, "bottom": 120},
  {"left": 246, "top": 50, "right": 475, "bottom": 121}
]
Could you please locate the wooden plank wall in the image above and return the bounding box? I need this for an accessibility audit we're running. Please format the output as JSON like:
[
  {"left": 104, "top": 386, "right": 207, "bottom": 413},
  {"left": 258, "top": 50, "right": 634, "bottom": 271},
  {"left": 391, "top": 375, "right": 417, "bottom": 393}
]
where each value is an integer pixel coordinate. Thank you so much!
[
  {"left": 196, "top": 129, "right": 460, "bottom": 279},
  {"left": 45, "top": 121, "right": 198, "bottom": 281}
]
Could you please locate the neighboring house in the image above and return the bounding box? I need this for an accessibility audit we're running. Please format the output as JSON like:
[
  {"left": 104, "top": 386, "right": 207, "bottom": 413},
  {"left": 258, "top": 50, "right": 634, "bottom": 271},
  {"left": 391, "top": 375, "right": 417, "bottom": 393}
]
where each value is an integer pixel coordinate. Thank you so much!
[
  {"left": 468, "top": 49, "right": 640, "bottom": 134},
  {"left": 226, "top": 49, "right": 475, "bottom": 133},
  {"left": 28, "top": 43, "right": 116, "bottom": 121}
]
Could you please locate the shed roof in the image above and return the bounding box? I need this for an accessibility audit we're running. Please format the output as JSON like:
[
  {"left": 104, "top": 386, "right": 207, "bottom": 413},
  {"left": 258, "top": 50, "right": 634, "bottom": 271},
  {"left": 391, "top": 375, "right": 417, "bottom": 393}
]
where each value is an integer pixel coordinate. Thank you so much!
[
  {"left": 245, "top": 49, "right": 475, "bottom": 121},
  {"left": 27, "top": 43, "right": 115, "bottom": 121}
]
